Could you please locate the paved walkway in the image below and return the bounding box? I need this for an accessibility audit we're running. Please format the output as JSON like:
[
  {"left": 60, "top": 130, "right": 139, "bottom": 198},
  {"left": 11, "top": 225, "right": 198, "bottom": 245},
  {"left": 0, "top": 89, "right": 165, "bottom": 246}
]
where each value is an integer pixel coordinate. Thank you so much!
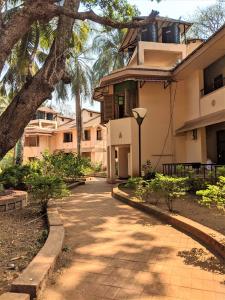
[{"left": 43, "top": 178, "right": 225, "bottom": 300}]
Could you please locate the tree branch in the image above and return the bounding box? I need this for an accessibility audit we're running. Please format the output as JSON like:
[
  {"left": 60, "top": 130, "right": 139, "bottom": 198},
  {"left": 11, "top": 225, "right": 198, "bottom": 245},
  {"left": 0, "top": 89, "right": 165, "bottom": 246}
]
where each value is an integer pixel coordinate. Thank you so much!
[
  {"left": 0, "top": 0, "right": 57, "bottom": 74},
  {"left": 57, "top": 8, "right": 159, "bottom": 29},
  {"left": 0, "top": 0, "right": 78, "bottom": 159}
]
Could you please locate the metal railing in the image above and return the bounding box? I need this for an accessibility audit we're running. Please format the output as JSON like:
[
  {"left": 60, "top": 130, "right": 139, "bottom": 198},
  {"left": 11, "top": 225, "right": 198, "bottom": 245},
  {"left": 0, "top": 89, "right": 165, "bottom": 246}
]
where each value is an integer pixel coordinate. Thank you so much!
[{"left": 163, "top": 163, "right": 224, "bottom": 181}]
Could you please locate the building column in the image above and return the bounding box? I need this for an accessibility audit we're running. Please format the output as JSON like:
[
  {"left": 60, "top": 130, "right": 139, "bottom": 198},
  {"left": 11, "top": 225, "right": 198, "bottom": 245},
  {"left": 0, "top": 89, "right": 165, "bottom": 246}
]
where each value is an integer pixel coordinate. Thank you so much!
[
  {"left": 118, "top": 147, "right": 129, "bottom": 179},
  {"left": 107, "top": 145, "right": 116, "bottom": 183}
]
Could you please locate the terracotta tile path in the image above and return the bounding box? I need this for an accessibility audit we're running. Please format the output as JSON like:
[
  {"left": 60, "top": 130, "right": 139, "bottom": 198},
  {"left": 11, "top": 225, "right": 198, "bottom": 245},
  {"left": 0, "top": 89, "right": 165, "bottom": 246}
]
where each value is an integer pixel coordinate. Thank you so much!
[{"left": 42, "top": 178, "right": 225, "bottom": 300}]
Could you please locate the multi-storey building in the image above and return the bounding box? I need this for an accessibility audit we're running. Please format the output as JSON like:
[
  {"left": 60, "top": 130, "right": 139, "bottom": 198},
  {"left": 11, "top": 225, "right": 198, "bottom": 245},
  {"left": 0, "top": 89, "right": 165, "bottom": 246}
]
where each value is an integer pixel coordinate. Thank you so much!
[
  {"left": 94, "top": 14, "right": 225, "bottom": 182},
  {"left": 24, "top": 107, "right": 107, "bottom": 168}
]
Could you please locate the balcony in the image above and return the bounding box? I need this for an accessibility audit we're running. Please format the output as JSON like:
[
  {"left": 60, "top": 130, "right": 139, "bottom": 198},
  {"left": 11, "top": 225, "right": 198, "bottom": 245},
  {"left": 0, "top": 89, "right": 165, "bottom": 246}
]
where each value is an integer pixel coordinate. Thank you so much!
[
  {"left": 200, "top": 85, "right": 225, "bottom": 116},
  {"left": 107, "top": 117, "right": 138, "bottom": 146}
]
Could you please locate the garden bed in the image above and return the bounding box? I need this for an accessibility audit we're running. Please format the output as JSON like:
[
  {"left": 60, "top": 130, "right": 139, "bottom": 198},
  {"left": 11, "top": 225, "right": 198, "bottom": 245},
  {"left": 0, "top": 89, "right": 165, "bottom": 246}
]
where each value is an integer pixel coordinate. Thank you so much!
[
  {"left": 0, "top": 203, "right": 48, "bottom": 296},
  {"left": 120, "top": 185, "right": 225, "bottom": 235}
]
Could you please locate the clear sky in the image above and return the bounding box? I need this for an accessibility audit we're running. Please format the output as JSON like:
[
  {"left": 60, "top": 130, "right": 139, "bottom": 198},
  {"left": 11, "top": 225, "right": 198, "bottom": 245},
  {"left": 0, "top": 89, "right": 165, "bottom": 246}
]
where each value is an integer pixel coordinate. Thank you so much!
[
  {"left": 129, "top": 0, "right": 217, "bottom": 19},
  {"left": 56, "top": 0, "right": 218, "bottom": 114}
]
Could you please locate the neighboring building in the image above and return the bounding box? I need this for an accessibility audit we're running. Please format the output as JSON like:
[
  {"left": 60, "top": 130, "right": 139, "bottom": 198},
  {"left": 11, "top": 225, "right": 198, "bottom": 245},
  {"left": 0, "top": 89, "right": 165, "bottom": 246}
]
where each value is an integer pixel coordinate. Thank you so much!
[
  {"left": 93, "top": 14, "right": 225, "bottom": 182},
  {"left": 24, "top": 107, "right": 107, "bottom": 168}
]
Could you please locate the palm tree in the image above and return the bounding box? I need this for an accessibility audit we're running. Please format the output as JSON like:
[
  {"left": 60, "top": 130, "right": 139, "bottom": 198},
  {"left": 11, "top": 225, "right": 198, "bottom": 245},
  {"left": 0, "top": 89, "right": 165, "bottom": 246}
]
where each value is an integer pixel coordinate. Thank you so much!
[
  {"left": 56, "top": 21, "right": 93, "bottom": 156},
  {"left": 92, "top": 28, "right": 127, "bottom": 85}
]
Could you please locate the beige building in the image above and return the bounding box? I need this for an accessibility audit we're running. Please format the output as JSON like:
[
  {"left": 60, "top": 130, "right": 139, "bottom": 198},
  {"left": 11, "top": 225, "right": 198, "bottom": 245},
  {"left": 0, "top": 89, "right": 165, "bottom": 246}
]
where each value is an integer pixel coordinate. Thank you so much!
[
  {"left": 94, "top": 15, "right": 225, "bottom": 182},
  {"left": 23, "top": 107, "right": 107, "bottom": 168}
]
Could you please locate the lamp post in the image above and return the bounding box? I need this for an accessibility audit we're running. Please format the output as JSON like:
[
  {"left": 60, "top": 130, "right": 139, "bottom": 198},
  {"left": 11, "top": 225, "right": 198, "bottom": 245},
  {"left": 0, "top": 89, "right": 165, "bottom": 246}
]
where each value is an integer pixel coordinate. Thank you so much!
[{"left": 132, "top": 108, "right": 147, "bottom": 177}]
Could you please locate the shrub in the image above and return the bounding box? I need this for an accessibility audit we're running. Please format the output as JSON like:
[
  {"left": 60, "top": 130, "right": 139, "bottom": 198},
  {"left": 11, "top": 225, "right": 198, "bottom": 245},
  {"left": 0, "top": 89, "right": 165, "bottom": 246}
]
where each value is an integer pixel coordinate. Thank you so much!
[
  {"left": 0, "top": 165, "right": 32, "bottom": 190},
  {"left": 152, "top": 174, "right": 187, "bottom": 211},
  {"left": 196, "top": 176, "right": 225, "bottom": 211},
  {"left": 216, "top": 166, "right": 225, "bottom": 177},
  {"left": 26, "top": 173, "right": 69, "bottom": 208},
  {"left": 40, "top": 151, "right": 93, "bottom": 180},
  {"left": 186, "top": 177, "right": 208, "bottom": 193},
  {"left": 125, "top": 177, "right": 143, "bottom": 190}
]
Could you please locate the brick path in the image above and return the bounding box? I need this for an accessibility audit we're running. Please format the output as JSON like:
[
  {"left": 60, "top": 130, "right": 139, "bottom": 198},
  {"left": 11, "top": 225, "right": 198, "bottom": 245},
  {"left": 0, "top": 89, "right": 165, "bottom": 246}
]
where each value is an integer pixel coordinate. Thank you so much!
[{"left": 43, "top": 178, "right": 225, "bottom": 300}]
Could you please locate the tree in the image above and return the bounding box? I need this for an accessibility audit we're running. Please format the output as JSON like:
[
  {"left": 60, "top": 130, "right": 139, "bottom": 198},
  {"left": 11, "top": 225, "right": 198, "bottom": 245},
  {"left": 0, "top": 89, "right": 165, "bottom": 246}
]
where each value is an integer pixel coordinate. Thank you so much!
[
  {"left": 187, "top": 0, "right": 225, "bottom": 39},
  {"left": 92, "top": 28, "right": 127, "bottom": 85},
  {"left": 0, "top": 0, "right": 159, "bottom": 160},
  {"left": 56, "top": 21, "right": 92, "bottom": 156}
]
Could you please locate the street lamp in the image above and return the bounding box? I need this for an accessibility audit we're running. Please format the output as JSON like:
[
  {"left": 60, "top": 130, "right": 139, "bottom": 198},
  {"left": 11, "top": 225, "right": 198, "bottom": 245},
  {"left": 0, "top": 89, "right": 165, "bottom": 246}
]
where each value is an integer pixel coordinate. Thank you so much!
[{"left": 132, "top": 108, "right": 147, "bottom": 177}]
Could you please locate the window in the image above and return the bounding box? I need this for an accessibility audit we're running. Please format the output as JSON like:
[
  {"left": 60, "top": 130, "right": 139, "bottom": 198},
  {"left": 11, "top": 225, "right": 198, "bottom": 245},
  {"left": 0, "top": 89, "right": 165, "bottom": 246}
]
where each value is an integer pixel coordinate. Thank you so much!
[
  {"left": 90, "top": 112, "right": 93, "bottom": 117},
  {"left": 46, "top": 113, "right": 53, "bottom": 120},
  {"left": 84, "top": 130, "right": 91, "bottom": 141},
  {"left": 192, "top": 129, "right": 198, "bottom": 140},
  {"left": 63, "top": 132, "right": 73, "bottom": 143},
  {"left": 28, "top": 157, "right": 37, "bottom": 162},
  {"left": 97, "top": 129, "right": 102, "bottom": 140},
  {"left": 36, "top": 111, "right": 45, "bottom": 119},
  {"left": 25, "top": 136, "right": 39, "bottom": 147},
  {"left": 214, "top": 74, "right": 223, "bottom": 90}
]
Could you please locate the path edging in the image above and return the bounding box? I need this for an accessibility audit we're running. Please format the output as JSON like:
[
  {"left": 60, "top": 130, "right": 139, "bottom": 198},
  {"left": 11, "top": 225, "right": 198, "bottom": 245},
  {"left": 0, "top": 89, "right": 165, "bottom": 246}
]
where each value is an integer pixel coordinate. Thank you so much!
[
  {"left": 112, "top": 186, "right": 225, "bottom": 261},
  {"left": 0, "top": 191, "right": 27, "bottom": 213},
  {"left": 10, "top": 203, "right": 65, "bottom": 300},
  {"left": 67, "top": 180, "right": 85, "bottom": 190}
]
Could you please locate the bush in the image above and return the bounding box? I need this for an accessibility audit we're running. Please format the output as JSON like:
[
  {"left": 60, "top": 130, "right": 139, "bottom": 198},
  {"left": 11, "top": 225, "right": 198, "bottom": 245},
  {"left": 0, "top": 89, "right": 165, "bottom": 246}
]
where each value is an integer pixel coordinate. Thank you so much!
[
  {"left": 40, "top": 151, "right": 93, "bottom": 180},
  {"left": 26, "top": 173, "right": 69, "bottom": 208},
  {"left": 186, "top": 177, "right": 208, "bottom": 193},
  {"left": 125, "top": 177, "right": 143, "bottom": 190},
  {"left": 0, "top": 165, "right": 32, "bottom": 190},
  {"left": 196, "top": 176, "right": 225, "bottom": 211},
  {"left": 150, "top": 174, "right": 187, "bottom": 211}
]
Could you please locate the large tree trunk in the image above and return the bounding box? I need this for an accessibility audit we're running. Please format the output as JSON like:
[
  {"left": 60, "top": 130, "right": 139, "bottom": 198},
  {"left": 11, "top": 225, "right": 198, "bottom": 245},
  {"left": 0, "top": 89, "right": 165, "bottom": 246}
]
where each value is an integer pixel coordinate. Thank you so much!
[
  {"left": 75, "top": 87, "right": 82, "bottom": 157},
  {"left": 0, "top": 0, "right": 79, "bottom": 160}
]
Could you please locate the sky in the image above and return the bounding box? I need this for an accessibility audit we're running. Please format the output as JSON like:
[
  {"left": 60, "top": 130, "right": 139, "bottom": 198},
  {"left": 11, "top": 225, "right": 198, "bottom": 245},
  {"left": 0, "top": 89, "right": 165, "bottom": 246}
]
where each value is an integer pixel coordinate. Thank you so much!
[{"left": 54, "top": 0, "right": 218, "bottom": 114}]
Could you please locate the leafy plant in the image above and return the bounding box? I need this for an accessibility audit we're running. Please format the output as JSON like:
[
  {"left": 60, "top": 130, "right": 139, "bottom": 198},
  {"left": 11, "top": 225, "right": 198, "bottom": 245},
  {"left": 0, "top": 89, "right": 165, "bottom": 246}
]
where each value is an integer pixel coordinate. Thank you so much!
[
  {"left": 125, "top": 177, "right": 143, "bottom": 190},
  {"left": 196, "top": 176, "right": 225, "bottom": 211},
  {"left": 186, "top": 177, "right": 208, "bottom": 193},
  {"left": 0, "top": 164, "right": 32, "bottom": 190},
  {"left": 26, "top": 173, "right": 69, "bottom": 208},
  {"left": 216, "top": 166, "right": 225, "bottom": 177},
  {"left": 153, "top": 174, "right": 187, "bottom": 211}
]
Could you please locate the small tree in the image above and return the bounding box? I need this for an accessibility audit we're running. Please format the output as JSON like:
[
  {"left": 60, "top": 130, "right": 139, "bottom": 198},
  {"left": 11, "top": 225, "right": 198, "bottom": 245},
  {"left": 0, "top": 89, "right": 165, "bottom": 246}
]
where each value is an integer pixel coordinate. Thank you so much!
[
  {"left": 196, "top": 176, "right": 225, "bottom": 211},
  {"left": 26, "top": 173, "right": 69, "bottom": 209},
  {"left": 153, "top": 174, "right": 187, "bottom": 211}
]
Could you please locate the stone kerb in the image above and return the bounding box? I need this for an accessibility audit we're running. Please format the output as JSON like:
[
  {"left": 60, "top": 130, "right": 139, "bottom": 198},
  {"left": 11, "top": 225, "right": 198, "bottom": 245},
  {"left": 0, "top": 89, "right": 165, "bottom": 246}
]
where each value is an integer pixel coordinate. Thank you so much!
[{"left": 0, "top": 190, "right": 27, "bottom": 213}]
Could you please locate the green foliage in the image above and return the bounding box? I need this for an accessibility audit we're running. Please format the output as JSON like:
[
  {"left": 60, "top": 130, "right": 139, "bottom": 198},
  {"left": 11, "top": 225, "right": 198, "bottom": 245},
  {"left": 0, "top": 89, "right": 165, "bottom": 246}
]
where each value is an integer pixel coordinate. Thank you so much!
[
  {"left": 154, "top": 174, "right": 187, "bottom": 211},
  {"left": 133, "top": 174, "right": 187, "bottom": 211},
  {"left": 0, "top": 164, "right": 32, "bottom": 190},
  {"left": 0, "top": 183, "right": 4, "bottom": 193},
  {"left": 125, "top": 177, "right": 143, "bottom": 190},
  {"left": 26, "top": 173, "right": 69, "bottom": 208},
  {"left": 196, "top": 176, "right": 225, "bottom": 211},
  {"left": 39, "top": 151, "right": 93, "bottom": 180},
  {"left": 216, "top": 166, "right": 225, "bottom": 177},
  {"left": 0, "top": 150, "right": 14, "bottom": 173},
  {"left": 186, "top": 177, "right": 208, "bottom": 193}
]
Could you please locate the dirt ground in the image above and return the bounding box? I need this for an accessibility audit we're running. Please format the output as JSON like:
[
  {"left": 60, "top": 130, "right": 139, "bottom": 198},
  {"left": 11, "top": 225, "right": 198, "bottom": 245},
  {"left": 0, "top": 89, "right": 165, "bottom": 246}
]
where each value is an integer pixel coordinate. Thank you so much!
[
  {"left": 0, "top": 203, "right": 47, "bottom": 295},
  {"left": 121, "top": 186, "right": 225, "bottom": 236}
]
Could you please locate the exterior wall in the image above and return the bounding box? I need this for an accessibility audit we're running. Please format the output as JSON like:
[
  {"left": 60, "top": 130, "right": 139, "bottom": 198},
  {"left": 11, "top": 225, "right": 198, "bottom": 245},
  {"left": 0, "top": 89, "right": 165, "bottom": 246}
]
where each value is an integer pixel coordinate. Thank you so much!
[
  {"left": 200, "top": 85, "right": 225, "bottom": 116},
  {"left": 139, "top": 82, "right": 173, "bottom": 171},
  {"left": 23, "top": 110, "right": 107, "bottom": 168},
  {"left": 24, "top": 136, "right": 51, "bottom": 163}
]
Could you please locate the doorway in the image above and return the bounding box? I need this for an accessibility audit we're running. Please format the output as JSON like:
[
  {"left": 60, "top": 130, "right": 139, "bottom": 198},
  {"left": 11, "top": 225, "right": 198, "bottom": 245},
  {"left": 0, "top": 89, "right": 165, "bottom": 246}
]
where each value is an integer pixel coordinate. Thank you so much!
[{"left": 217, "top": 130, "right": 225, "bottom": 164}]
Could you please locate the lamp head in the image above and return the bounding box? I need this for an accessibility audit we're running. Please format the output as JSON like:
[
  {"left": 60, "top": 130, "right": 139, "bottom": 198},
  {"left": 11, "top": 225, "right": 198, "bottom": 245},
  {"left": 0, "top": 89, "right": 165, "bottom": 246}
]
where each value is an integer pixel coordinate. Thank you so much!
[{"left": 132, "top": 108, "right": 147, "bottom": 125}]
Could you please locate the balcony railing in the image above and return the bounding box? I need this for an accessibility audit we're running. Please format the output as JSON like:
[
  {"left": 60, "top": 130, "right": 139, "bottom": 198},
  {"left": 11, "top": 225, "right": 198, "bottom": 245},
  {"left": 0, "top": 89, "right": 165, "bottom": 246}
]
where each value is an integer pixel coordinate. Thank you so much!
[
  {"left": 200, "top": 77, "right": 225, "bottom": 97},
  {"left": 163, "top": 163, "right": 224, "bottom": 181}
]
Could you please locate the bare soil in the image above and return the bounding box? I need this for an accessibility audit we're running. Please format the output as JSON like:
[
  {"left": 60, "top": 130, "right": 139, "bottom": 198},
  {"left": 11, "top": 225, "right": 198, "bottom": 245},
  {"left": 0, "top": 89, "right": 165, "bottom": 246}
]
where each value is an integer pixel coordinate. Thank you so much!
[
  {"left": 0, "top": 203, "right": 47, "bottom": 295},
  {"left": 120, "top": 186, "right": 225, "bottom": 236}
]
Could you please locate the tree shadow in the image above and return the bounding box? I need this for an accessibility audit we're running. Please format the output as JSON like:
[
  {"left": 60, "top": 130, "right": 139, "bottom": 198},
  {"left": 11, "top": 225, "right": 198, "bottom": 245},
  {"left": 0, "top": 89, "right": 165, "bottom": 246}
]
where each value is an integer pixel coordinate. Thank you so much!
[
  {"left": 43, "top": 180, "right": 225, "bottom": 300},
  {"left": 177, "top": 247, "right": 225, "bottom": 276}
]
